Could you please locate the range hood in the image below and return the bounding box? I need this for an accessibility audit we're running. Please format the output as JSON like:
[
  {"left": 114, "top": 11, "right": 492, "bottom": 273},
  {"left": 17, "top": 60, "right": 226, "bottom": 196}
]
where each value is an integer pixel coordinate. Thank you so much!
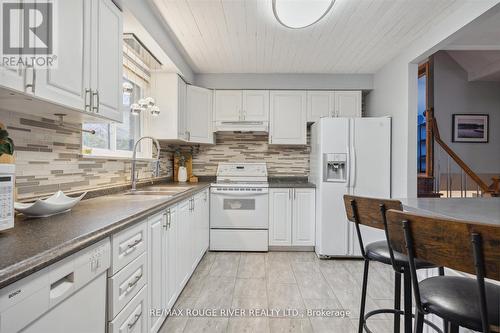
[{"left": 214, "top": 121, "right": 269, "bottom": 133}]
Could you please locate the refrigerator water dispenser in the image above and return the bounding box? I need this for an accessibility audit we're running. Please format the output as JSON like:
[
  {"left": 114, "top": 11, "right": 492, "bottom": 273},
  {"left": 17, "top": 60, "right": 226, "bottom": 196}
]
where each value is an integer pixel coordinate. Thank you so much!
[{"left": 323, "top": 153, "right": 347, "bottom": 182}]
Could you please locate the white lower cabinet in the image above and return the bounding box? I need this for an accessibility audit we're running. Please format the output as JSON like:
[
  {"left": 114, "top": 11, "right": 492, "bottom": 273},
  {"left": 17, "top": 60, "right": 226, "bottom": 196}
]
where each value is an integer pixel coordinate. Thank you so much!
[
  {"left": 147, "top": 188, "right": 210, "bottom": 333},
  {"left": 148, "top": 211, "right": 168, "bottom": 333},
  {"left": 269, "top": 188, "right": 315, "bottom": 246},
  {"left": 177, "top": 199, "right": 192, "bottom": 289}
]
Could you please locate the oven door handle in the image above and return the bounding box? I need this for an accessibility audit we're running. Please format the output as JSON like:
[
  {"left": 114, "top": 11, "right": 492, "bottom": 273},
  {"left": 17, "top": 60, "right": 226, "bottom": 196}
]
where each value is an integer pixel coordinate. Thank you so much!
[{"left": 211, "top": 191, "right": 268, "bottom": 196}]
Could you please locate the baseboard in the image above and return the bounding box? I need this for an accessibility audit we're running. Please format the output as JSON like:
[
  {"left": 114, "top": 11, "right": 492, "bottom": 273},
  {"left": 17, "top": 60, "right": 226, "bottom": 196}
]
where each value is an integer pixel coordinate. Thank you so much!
[{"left": 268, "top": 246, "right": 315, "bottom": 252}]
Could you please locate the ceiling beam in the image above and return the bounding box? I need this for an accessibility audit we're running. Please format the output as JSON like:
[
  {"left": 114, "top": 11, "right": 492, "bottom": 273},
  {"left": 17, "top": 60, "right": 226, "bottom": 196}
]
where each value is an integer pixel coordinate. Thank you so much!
[{"left": 122, "top": 0, "right": 195, "bottom": 83}]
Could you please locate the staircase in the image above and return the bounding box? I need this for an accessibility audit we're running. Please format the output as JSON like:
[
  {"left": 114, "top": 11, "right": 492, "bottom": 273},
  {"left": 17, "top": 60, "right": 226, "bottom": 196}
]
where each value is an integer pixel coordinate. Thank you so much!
[{"left": 423, "top": 108, "right": 499, "bottom": 198}]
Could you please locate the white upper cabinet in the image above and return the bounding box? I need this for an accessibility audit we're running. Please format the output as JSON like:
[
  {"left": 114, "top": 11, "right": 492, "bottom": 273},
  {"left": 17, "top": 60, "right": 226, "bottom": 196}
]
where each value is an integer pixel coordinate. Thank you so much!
[
  {"left": 0, "top": 1, "right": 25, "bottom": 92},
  {"left": 186, "top": 85, "right": 214, "bottom": 144},
  {"left": 242, "top": 90, "right": 269, "bottom": 121},
  {"left": 0, "top": 0, "right": 123, "bottom": 122},
  {"left": 150, "top": 77, "right": 213, "bottom": 144},
  {"left": 214, "top": 90, "right": 269, "bottom": 123},
  {"left": 307, "top": 91, "right": 362, "bottom": 122},
  {"left": 269, "top": 90, "right": 307, "bottom": 145},
  {"left": 177, "top": 79, "right": 188, "bottom": 140},
  {"left": 150, "top": 73, "right": 187, "bottom": 141},
  {"left": 91, "top": 0, "right": 123, "bottom": 122},
  {"left": 35, "top": 0, "right": 90, "bottom": 112},
  {"left": 214, "top": 90, "right": 241, "bottom": 121},
  {"left": 307, "top": 91, "right": 331, "bottom": 122},
  {"left": 333, "top": 91, "right": 362, "bottom": 118}
]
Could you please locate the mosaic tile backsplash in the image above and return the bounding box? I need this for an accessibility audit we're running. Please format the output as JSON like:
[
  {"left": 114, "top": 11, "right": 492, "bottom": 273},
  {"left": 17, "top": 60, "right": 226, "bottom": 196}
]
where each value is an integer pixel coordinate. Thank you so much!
[
  {"left": 165, "top": 131, "right": 311, "bottom": 177},
  {"left": 1, "top": 111, "right": 172, "bottom": 200},
  {"left": 2, "top": 111, "right": 310, "bottom": 199}
]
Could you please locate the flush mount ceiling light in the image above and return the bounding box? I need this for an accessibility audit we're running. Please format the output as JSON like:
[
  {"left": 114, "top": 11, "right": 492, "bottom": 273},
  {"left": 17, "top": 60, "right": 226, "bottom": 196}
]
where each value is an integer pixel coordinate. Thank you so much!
[{"left": 272, "top": 0, "right": 335, "bottom": 29}]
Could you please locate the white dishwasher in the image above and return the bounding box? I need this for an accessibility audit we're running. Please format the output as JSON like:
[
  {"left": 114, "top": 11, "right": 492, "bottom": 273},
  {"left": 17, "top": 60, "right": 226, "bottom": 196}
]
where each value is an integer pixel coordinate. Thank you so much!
[{"left": 0, "top": 238, "right": 110, "bottom": 333}]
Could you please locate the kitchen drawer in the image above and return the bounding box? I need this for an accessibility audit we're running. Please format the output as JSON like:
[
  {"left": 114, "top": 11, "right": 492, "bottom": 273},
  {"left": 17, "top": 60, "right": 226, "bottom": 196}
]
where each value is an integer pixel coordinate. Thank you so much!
[
  {"left": 210, "top": 229, "right": 268, "bottom": 251},
  {"left": 108, "top": 285, "right": 147, "bottom": 333},
  {"left": 108, "top": 252, "right": 147, "bottom": 319},
  {"left": 110, "top": 221, "right": 147, "bottom": 275}
]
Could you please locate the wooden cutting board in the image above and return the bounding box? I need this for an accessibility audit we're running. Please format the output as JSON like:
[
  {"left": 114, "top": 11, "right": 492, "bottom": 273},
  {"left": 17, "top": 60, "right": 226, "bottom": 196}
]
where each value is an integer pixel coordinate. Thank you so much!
[{"left": 173, "top": 153, "right": 193, "bottom": 182}]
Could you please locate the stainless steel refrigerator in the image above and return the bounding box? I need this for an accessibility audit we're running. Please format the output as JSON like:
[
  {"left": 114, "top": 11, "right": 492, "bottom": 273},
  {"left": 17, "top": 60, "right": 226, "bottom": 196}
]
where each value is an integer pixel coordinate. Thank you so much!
[{"left": 309, "top": 117, "right": 392, "bottom": 257}]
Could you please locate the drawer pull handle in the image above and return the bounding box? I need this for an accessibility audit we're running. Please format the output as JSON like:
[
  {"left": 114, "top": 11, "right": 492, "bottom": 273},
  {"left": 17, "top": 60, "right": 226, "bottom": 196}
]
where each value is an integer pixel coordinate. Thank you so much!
[
  {"left": 127, "top": 311, "right": 142, "bottom": 329},
  {"left": 128, "top": 239, "right": 141, "bottom": 248},
  {"left": 121, "top": 238, "right": 142, "bottom": 255},
  {"left": 127, "top": 273, "right": 143, "bottom": 291}
]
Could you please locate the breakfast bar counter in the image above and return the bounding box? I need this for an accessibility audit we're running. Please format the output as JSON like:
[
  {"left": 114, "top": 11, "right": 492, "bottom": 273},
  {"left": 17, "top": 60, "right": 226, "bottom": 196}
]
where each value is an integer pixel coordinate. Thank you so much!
[{"left": 400, "top": 197, "right": 500, "bottom": 225}]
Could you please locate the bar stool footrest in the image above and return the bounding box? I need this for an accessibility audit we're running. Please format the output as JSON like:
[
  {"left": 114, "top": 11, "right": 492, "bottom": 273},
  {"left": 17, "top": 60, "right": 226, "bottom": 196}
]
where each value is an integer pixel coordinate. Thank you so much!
[{"left": 363, "top": 309, "right": 443, "bottom": 333}]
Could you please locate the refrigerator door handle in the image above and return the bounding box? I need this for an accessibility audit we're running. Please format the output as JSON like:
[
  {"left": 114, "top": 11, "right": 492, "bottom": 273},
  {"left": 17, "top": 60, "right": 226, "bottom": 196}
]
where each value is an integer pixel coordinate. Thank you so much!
[
  {"left": 351, "top": 145, "right": 357, "bottom": 188},
  {"left": 345, "top": 146, "right": 350, "bottom": 188}
]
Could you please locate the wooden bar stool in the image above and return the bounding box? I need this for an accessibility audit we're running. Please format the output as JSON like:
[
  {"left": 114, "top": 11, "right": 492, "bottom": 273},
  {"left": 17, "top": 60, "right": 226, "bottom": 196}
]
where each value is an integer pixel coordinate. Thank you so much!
[
  {"left": 343, "top": 195, "right": 442, "bottom": 333},
  {"left": 385, "top": 210, "right": 500, "bottom": 333}
]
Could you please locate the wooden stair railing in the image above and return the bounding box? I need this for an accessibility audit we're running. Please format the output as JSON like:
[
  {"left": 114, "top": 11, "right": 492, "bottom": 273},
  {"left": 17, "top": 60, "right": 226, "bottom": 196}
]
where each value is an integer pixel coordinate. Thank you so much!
[
  {"left": 489, "top": 176, "right": 500, "bottom": 196},
  {"left": 427, "top": 108, "right": 495, "bottom": 197}
]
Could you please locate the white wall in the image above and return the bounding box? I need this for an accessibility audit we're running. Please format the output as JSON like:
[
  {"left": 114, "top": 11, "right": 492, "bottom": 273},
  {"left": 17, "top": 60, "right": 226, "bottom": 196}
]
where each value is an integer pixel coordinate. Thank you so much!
[
  {"left": 366, "top": 2, "right": 500, "bottom": 198},
  {"left": 194, "top": 73, "right": 373, "bottom": 90},
  {"left": 434, "top": 51, "right": 500, "bottom": 173}
]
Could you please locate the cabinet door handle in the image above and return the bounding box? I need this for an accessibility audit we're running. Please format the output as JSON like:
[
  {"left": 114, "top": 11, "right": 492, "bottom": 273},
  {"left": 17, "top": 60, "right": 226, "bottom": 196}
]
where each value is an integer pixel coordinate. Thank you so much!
[
  {"left": 289, "top": 189, "right": 292, "bottom": 200},
  {"left": 25, "top": 65, "right": 35, "bottom": 93},
  {"left": 294, "top": 188, "right": 296, "bottom": 200},
  {"left": 85, "top": 89, "right": 92, "bottom": 111},
  {"left": 162, "top": 212, "right": 168, "bottom": 229},
  {"left": 92, "top": 90, "right": 99, "bottom": 113}
]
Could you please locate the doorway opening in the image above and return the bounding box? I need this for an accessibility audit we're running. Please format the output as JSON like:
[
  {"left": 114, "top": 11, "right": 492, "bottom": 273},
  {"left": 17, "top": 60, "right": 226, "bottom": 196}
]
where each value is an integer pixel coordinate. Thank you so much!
[{"left": 416, "top": 61, "right": 437, "bottom": 197}]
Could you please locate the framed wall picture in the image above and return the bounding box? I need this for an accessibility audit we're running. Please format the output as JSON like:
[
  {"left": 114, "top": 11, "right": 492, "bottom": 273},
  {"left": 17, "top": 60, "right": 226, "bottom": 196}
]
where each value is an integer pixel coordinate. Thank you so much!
[{"left": 452, "top": 114, "right": 489, "bottom": 143}]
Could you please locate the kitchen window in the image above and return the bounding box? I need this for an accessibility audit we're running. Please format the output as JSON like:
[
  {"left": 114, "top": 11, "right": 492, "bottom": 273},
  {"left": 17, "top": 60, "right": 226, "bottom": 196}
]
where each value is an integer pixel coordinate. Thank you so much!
[{"left": 82, "top": 77, "right": 151, "bottom": 159}]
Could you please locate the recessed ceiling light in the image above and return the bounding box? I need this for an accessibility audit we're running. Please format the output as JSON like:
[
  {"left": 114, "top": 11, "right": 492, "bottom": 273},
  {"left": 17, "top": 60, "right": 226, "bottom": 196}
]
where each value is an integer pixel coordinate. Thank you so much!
[{"left": 272, "top": 0, "right": 335, "bottom": 29}]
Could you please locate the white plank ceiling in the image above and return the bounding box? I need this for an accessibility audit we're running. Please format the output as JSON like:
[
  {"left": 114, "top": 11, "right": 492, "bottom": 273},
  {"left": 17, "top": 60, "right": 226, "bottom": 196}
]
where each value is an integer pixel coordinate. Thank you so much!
[{"left": 152, "top": 0, "right": 466, "bottom": 74}]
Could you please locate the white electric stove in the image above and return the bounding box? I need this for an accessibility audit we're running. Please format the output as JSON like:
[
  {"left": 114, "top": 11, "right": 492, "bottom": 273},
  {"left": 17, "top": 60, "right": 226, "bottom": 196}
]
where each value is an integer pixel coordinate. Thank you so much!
[{"left": 210, "top": 163, "right": 269, "bottom": 251}]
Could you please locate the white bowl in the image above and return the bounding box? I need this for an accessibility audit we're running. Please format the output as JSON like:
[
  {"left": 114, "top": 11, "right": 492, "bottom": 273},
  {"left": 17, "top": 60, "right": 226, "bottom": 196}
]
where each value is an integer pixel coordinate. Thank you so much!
[{"left": 15, "top": 191, "right": 87, "bottom": 217}]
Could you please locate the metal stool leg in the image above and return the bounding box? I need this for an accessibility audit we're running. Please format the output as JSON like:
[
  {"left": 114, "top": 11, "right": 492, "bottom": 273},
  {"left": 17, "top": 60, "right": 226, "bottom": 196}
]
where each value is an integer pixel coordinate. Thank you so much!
[
  {"left": 415, "top": 311, "right": 424, "bottom": 333},
  {"left": 394, "top": 272, "right": 401, "bottom": 333},
  {"left": 438, "top": 267, "right": 449, "bottom": 332},
  {"left": 359, "top": 259, "right": 370, "bottom": 333},
  {"left": 403, "top": 269, "right": 413, "bottom": 333},
  {"left": 448, "top": 323, "right": 459, "bottom": 333}
]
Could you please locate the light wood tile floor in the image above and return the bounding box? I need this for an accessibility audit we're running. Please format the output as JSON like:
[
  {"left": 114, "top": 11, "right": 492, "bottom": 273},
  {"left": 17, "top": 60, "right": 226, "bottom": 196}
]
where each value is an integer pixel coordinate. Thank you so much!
[{"left": 159, "top": 251, "right": 405, "bottom": 333}]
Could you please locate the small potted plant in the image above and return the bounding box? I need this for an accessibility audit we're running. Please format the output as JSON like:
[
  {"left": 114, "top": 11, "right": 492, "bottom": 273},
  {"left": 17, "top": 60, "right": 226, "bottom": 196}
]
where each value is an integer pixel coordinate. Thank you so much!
[{"left": 0, "top": 122, "right": 14, "bottom": 164}]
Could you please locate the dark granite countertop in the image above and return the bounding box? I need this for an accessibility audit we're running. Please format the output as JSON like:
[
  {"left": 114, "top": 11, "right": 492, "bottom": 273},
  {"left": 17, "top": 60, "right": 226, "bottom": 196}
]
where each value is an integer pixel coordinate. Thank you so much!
[
  {"left": 0, "top": 183, "right": 210, "bottom": 289},
  {"left": 268, "top": 177, "right": 316, "bottom": 188}
]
